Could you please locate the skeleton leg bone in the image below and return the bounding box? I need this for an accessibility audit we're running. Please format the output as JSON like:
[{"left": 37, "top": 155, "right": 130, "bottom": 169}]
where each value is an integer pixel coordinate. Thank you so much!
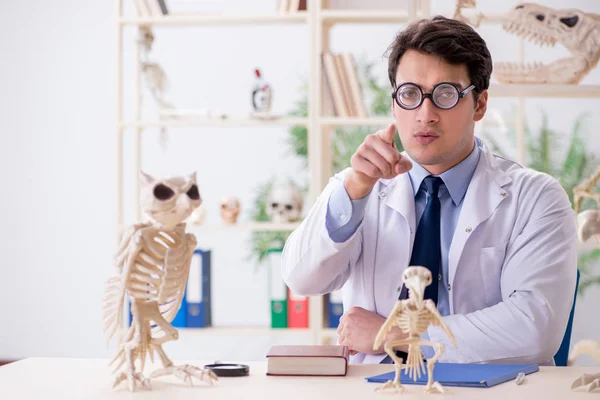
[
  {"left": 374, "top": 339, "right": 419, "bottom": 393},
  {"left": 147, "top": 304, "right": 218, "bottom": 386},
  {"left": 420, "top": 339, "right": 447, "bottom": 394},
  {"left": 111, "top": 308, "right": 151, "bottom": 391}
]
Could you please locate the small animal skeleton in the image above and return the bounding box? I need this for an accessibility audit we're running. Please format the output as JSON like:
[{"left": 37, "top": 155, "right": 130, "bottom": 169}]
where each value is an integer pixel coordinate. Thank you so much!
[
  {"left": 568, "top": 339, "right": 600, "bottom": 392},
  {"left": 103, "top": 171, "right": 218, "bottom": 392},
  {"left": 137, "top": 26, "right": 173, "bottom": 149},
  {"left": 496, "top": 3, "right": 600, "bottom": 84},
  {"left": 573, "top": 167, "right": 600, "bottom": 244},
  {"left": 452, "top": 0, "right": 483, "bottom": 28},
  {"left": 373, "top": 266, "right": 457, "bottom": 394}
]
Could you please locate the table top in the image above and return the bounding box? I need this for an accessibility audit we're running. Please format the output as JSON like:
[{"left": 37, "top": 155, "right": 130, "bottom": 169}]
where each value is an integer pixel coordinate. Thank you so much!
[{"left": 0, "top": 357, "right": 598, "bottom": 399}]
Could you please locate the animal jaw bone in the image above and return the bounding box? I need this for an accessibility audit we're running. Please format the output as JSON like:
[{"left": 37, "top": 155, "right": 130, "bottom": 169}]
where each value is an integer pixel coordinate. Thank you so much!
[
  {"left": 495, "top": 3, "right": 600, "bottom": 84},
  {"left": 568, "top": 339, "right": 600, "bottom": 392},
  {"left": 103, "top": 171, "right": 217, "bottom": 392},
  {"left": 373, "top": 266, "right": 457, "bottom": 394}
]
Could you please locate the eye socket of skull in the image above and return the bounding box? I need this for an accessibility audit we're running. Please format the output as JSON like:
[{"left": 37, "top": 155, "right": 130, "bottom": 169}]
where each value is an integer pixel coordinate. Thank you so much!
[
  {"left": 285, "top": 204, "right": 293, "bottom": 211},
  {"left": 271, "top": 202, "right": 279, "bottom": 208},
  {"left": 154, "top": 184, "right": 175, "bottom": 200},
  {"left": 186, "top": 184, "right": 200, "bottom": 200},
  {"left": 535, "top": 14, "right": 544, "bottom": 21},
  {"left": 560, "top": 15, "right": 578, "bottom": 28}
]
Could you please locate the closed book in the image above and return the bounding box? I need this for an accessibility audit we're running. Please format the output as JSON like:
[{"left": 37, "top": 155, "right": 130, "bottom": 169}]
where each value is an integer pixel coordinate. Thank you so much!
[{"left": 266, "top": 345, "right": 350, "bottom": 376}]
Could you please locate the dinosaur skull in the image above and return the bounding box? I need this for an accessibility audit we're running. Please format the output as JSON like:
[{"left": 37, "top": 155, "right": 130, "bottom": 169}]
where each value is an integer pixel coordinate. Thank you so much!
[
  {"left": 495, "top": 3, "right": 600, "bottom": 84},
  {"left": 220, "top": 196, "right": 241, "bottom": 224},
  {"left": 266, "top": 184, "right": 303, "bottom": 223},
  {"left": 402, "top": 266, "right": 432, "bottom": 306},
  {"left": 576, "top": 209, "right": 600, "bottom": 243},
  {"left": 139, "top": 171, "right": 202, "bottom": 231}
]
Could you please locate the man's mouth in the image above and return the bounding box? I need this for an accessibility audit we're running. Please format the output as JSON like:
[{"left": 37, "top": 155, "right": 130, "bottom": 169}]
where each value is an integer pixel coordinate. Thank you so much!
[{"left": 414, "top": 131, "right": 439, "bottom": 144}]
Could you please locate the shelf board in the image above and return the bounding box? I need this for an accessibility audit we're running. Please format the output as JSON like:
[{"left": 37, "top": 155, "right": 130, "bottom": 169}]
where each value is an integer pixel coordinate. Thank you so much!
[
  {"left": 176, "top": 326, "right": 311, "bottom": 336},
  {"left": 488, "top": 84, "right": 600, "bottom": 98},
  {"left": 319, "top": 10, "right": 411, "bottom": 24},
  {"left": 120, "top": 12, "right": 308, "bottom": 26},
  {"left": 320, "top": 116, "right": 393, "bottom": 126},
  {"left": 318, "top": 11, "right": 506, "bottom": 25},
  {"left": 189, "top": 222, "right": 301, "bottom": 232},
  {"left": 120, "top": 117, "right": 308, "bottom": 128},
  {"left": 321, "top": 328, "right": 339, "bottom": 337}
]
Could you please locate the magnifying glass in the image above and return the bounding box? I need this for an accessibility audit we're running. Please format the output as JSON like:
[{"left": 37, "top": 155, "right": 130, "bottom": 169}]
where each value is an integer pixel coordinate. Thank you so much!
[{"left": 203, "top": 362, "right": 250, "bottom": 377}]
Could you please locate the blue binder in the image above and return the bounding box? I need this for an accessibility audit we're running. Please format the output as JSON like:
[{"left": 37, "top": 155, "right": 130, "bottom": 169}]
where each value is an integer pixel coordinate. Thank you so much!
[
  {"left": 366, "top": 362, "right": 539, "bottom": 388},
  {"left": 328, "top": 290, "right": 343, "bottom": 328},
  {"left": 170, "top": 289, "right": 188, "bottom": 328},
  {"left": 187, "top": 249, "right": 212, "bottom": 327}
]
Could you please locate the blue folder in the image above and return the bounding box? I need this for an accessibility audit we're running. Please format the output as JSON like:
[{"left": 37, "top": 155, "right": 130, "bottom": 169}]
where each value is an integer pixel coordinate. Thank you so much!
[{"left": 366, "top": 362, "right": 539, "bottom": 388}]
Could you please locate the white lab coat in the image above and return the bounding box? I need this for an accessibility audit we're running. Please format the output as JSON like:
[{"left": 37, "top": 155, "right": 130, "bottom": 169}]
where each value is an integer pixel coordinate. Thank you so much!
[{"left": 281, "top": 139, "right": 577, "bottom": 365}]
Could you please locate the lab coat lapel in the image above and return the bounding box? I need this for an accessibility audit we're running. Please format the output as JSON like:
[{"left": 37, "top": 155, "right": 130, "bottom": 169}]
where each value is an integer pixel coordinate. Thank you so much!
[{"left": 448, "top": 145, "right": 512, "bottom": 295}]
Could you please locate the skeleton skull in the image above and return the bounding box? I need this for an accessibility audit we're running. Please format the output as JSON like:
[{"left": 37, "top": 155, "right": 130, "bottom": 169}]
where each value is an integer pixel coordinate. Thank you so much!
[
  {"left": 496, "top": 3, "right": 600, "bottom": 84},
  {"left": 220, "top": 196, "right": 241, "bottom": 224},
  {"left": 402, "top": 266, "right": 432, "bottom": 307},
  {"left": 266, "top": 184, "right": 303, "bottom": 223},
  {"left": 140, "top": 171, "right": 202, "bottom": 231}
]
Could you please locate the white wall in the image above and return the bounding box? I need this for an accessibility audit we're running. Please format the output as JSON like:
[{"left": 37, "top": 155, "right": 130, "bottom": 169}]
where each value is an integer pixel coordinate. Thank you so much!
[{"left": 1, "top": 0, "right": 599, "bottom": 365}]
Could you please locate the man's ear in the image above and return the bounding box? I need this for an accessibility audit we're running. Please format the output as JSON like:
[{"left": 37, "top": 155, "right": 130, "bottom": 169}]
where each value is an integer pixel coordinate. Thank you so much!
[{"left": 473, "top": 90, "right": 488, "bottom": 122}]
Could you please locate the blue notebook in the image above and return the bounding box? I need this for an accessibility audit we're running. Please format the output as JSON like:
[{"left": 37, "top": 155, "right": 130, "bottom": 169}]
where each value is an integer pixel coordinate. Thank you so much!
[{"left": 366, "top": 362, "right": 539, "bottom": 388}]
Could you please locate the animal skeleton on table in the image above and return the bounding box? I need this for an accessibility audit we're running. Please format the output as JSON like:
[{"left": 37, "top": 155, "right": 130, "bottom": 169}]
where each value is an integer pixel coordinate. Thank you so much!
[
  {"left": 496, "top": 3, "right": 600, "bottom": 84},
  {"left": 568, "top": 339, "right": 600, "bottom": 392},
  {"left": 103, "top": 171, "right": 218, "bottom": 392},
  {"left": 574, "top": 167, "right": 600, "bottom": 244},
  {"left": 569, "top": 169, "right": 600, "bottom": 392},
  {"left": 373, "top": 266, "right": 457, "bottom": 394}
]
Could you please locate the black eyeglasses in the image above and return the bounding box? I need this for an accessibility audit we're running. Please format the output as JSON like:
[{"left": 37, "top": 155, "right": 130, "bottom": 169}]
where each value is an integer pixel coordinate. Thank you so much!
[{"left": 392, "top": 82, "right": 476, "bottom": 110}]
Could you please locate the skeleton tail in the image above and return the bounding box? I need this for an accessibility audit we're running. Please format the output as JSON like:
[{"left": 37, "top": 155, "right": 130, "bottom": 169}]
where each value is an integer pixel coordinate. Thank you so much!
[{"left": 405, "top": 344, "right": 426, "bottom": 381}]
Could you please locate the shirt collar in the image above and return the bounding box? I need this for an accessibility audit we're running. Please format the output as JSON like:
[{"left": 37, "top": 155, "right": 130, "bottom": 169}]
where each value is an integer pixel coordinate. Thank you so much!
[{"left": 406, "top": 140, "right": 480, "bottom": 206}]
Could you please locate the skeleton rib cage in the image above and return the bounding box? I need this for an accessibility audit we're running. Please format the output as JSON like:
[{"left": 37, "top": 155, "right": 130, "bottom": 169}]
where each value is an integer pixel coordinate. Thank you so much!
[{"left": 103, "top": 223, "right": 195, "bottom": 369}]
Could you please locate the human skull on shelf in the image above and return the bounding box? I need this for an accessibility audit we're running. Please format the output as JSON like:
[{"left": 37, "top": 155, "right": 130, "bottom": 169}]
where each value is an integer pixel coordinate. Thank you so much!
[
  {"left": 220, "top": 196, "right": 241, "bottom": 224},
  {"left": 266, "top": 184, "right": 303, "bottom": 223}
]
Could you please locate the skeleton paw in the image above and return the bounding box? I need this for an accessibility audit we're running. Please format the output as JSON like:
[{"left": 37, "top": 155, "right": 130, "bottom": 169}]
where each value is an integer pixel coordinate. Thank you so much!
[
  {"left": 424, "top": 381, "right": 445, "bottom": 394},
  {"left": 571, "top": 373, "right": 600, "bottom": 392},
  {"left": 375, "top": 380, "right": 404, "bottom": 393},
  {"left": 112, "top": 370, "right": 151, "bottom": 392},
  {"left": 151, "top": 364, "right": 219, "bottom": 386}
]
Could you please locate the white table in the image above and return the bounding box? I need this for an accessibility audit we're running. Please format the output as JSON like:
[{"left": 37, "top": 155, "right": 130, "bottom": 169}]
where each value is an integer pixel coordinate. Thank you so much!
[{"left": 0, "top": 357, "right": 597, "bottom": 399}]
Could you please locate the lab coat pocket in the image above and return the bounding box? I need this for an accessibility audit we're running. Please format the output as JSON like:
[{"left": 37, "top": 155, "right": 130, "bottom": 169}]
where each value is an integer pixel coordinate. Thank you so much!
[{"left": 479, "top": 244, "right": 507, "bottom": 306}]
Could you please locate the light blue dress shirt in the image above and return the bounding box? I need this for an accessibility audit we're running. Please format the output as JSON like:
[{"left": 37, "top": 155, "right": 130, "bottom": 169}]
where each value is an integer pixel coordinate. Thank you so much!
[{"left": 325, "top": 141, "right": 481, "bottom": 359}]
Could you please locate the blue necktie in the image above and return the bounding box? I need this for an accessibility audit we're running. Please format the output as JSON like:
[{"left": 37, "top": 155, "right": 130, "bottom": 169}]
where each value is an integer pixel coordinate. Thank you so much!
[{"left": 399, "top": 176, "right": 442, "bottom": 304}]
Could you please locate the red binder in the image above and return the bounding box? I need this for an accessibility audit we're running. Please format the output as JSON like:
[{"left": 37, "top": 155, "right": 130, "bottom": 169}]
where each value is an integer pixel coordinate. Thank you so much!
[{"left": 287, "top": 288, "right": 309, "bottom": 328}]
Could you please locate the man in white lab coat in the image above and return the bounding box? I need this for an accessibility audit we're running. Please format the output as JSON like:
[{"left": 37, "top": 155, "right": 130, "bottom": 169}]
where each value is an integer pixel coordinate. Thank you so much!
[{"left": 281, "top": 16, "right": 577, "bottom": 365}]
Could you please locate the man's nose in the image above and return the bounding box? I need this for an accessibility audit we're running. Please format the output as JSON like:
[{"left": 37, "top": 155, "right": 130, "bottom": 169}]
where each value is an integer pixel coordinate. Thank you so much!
[{"left": 416, "top": 97, "right": 440, "bottom": 125}]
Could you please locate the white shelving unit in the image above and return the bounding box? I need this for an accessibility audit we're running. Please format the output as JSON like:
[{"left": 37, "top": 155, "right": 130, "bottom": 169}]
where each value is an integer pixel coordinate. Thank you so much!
[{"left": 115, "top": 0, "right": 600, "bottom": 345}]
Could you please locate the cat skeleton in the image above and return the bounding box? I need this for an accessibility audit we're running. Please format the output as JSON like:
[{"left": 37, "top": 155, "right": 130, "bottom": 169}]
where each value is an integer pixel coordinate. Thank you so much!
[
  {"left": 373, "top": 266, "right": 457, "bottom": 394},
  {"left": 103, "top": 171, "right": 217, "bottom": 392}
]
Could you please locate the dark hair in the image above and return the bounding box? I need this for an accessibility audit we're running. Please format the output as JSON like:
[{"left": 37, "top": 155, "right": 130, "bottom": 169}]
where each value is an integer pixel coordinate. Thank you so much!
[{"left": 386, "top": 16, "right": 492, "bottom": 98}]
